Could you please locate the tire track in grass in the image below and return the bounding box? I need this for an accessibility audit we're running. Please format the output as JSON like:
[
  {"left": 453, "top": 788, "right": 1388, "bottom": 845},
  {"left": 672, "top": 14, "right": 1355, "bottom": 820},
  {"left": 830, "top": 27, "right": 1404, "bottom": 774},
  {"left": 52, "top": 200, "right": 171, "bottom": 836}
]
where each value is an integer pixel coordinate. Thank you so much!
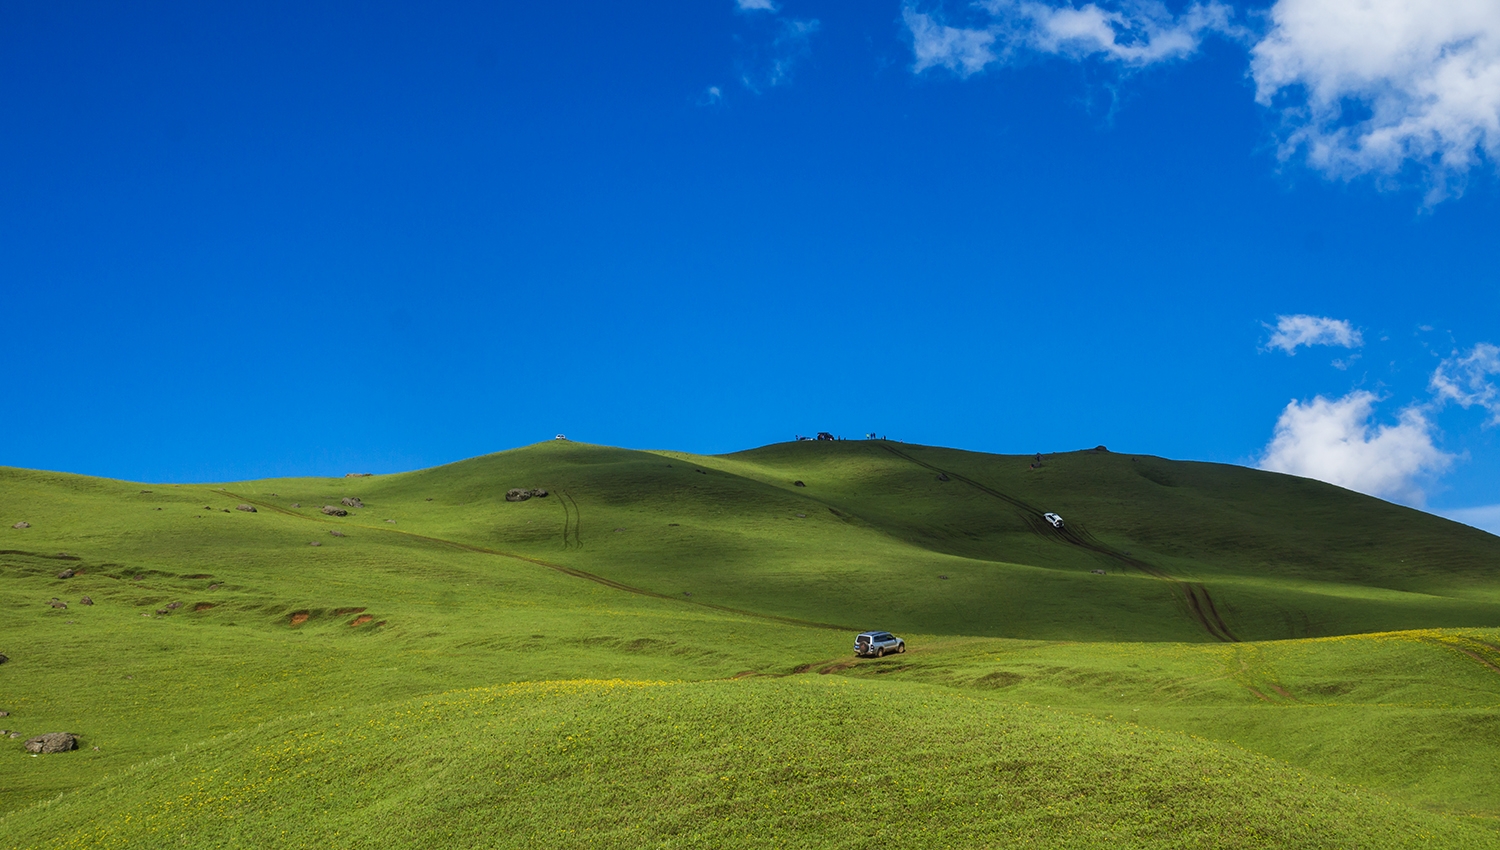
[
  {"left": 219, "top": 491, "right": 854, "bottom": 633},
  {"left": 563, "top": 490, "right": 582, "bottom": 549},
  {"left": 878, "top": 443, "right": 1240, "bottom": 642}
]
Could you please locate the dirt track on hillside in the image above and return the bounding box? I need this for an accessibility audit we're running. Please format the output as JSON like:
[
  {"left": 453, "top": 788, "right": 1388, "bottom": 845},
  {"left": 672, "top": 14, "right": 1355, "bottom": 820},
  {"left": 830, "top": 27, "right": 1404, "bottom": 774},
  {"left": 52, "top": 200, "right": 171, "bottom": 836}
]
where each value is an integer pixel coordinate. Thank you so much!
[{"left": 878, "top": 444, "right": 1240, "bottom": 643}]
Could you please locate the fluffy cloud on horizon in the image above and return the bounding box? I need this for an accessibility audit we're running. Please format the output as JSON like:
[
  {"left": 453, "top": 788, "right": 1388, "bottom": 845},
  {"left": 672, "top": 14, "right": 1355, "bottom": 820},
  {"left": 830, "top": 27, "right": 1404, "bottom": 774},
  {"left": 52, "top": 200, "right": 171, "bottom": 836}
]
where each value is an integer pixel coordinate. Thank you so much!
[
  {"left": 1265, "top": 314, "right": 1363, "bottom": 354},
  {"left": 1258, "top": 391, "right": 1452, "bottom": 506}
]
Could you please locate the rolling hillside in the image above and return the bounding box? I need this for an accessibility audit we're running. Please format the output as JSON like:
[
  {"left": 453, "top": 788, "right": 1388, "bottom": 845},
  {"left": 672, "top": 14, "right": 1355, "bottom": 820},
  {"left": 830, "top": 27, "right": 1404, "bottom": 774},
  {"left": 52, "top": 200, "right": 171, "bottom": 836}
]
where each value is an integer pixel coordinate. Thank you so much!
[{"left": 2, "top": 439, "right": 1499, "bottom": 847}]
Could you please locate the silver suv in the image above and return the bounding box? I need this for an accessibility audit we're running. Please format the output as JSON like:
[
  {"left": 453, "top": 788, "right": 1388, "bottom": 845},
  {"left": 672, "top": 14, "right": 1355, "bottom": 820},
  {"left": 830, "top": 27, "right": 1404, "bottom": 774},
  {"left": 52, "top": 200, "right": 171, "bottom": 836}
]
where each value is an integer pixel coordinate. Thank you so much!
[{"left": 854, "top": 631, "right": 905, "bottom": 658}]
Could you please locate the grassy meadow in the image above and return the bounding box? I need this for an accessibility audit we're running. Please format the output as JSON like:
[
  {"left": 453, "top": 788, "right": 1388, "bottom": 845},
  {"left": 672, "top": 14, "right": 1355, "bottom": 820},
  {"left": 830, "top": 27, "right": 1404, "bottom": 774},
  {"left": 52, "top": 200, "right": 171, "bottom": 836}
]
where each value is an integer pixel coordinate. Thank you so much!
[{"left": 2, "top": 439, "right": 1500, "bottom": 847}]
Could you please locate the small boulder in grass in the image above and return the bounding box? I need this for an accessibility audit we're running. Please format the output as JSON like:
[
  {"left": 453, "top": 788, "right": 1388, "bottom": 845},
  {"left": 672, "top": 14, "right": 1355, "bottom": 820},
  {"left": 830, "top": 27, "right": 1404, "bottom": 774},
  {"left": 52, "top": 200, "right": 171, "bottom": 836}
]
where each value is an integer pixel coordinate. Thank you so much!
[
  {"left": 341, "top": 497, "right": 364, "bottom": 508},
  {"left": 57, "top": 569, "right": 75, "bottom": 579},
  {"left": 309, "top": 541, "right": 323, "bottom": 547},
  {"left": 24, "top": 733, "right": 77, "bottom": 754},
  {"left": 235, "top": 504, "right": 257, "bottom": 513},
  {"left": 328, "top": 530, "right": 345, "bottom": 537},
  {"left": 80, "top": 596, "right": 94, "bottom": 606},
  {"left": 49, "top": 599, "right": 67, "bottom": 609},
  {"left": 321, "top": 506, "right": 348, "bottom": 517},
  {"left": 12, "top": 521, "right": 29, "bottom": 529},
  {"left": 0, "top": 654, "right": 8, "bottom": 665}
]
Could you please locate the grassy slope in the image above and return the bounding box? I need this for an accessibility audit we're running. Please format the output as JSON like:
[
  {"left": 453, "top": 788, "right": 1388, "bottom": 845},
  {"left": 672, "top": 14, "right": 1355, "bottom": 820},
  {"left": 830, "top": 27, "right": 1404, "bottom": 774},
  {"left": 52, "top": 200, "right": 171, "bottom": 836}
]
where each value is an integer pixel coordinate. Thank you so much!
[{"left": 2, "top": 440, "right": 1500, "bottom": 846}]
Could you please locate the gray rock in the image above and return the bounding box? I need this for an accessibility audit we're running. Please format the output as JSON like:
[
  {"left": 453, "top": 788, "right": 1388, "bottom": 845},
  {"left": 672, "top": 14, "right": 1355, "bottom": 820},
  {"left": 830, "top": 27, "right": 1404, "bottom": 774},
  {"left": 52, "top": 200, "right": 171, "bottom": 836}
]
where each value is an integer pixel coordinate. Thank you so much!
[
  {"left": 291, "top": 503, "right": 301, "bottom": 508},
  {"left": 1091, "top": 569, "right": 1107, "bottom": 575},
  {"left": 328, "top": 531, "right": 345, "bottom": 538},
  {"left": 0, "top": 655, "right": 8, "bottom": 665},
  {"left": 0, "top": 710, "right": 7, "bottom": 716},
  {"left": 235, "top": 504, "right": 257, "bottom": 513},
  {"left": 208, "top": 583, "right": 220, "bottom": 590},
  {"left": 24, "top": 733, "right": 77, "bottom": 754},
  {"left": 340, "top": 497, "right": 364, "bottom": 508},
  {"left": 383, "top": 519, "right": 395, "bottom": 524},
  {"left": 320, "top": 506, "right": 348, "bottom": 517},
  {"left": 167, "top": 601, "right": 182, "bottom": 610},
  {"left": 345, "top": 472, "right": 373, "bottom": 478},
  {"left": 529, "top": 489, "right": 549, "bottom": 498},
  {"left": 792, "top": 481, "right": 805, "bottom": 487},
  {"left": 79, "top": 596, "right": 93, "bottom": 606},
  {"left": 309, "top": 541, "right": 322, "bottom": 547},
  {"left": 49, "top": 599, "right": 67, "bottom": 609},
  {"left": 155, "top": 609, "right": 168, "bottom": 615},
  {"left": 133, "top": 574, "right": 144, "bottom": 581},
  {"left": 505, "top": 488, "right": 531, "bottom": 502},
  {"left": 12, "top": 521, "right": 29, "bottom": 529},
  {"left": 57, "top": 569, "right": 75, "bottom": 579}
]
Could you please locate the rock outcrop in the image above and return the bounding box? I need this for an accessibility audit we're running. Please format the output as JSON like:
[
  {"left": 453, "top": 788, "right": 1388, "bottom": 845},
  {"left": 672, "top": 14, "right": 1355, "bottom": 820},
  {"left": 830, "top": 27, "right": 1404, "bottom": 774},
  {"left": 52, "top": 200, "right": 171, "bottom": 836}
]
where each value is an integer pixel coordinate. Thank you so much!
[{"left": 24, "top": 733, "right": 77, "bottom": 754}]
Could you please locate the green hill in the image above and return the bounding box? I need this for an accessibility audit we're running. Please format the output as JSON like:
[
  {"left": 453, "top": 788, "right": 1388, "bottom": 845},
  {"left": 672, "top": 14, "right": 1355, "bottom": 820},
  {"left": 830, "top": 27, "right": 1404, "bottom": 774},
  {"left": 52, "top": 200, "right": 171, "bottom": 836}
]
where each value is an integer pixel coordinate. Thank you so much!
[{"left": 2, "top": 439, "right": 1499, "bottom": 847}]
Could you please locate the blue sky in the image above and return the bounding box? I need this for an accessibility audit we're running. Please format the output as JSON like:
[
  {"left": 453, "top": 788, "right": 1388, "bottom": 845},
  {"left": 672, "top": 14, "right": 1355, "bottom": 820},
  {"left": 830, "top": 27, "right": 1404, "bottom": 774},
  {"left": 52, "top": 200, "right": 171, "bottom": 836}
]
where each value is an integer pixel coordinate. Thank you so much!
[{"left": 2, "top": 0, "right": 1497, "bottom": 530}]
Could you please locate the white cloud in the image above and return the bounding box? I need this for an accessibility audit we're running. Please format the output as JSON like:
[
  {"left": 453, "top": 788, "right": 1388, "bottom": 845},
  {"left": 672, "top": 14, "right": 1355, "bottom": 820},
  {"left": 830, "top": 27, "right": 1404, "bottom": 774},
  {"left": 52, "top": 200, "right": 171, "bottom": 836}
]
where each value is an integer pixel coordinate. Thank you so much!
[
  {"left": 1438, "top": 504, "right": 1500, "bottom": 536},
  {"left": 1431, "top": 342, "right": 1500, "bottom": 424},
  {"left": 737, "top": 0, "right": 778, "bottom": 10},
  {"left": 738, "top": 17, "right": 820, "bottom": 91},
  {"left": 1265, "top": 314, "right": 1363, "bottom": 354},
  {"left": 906, "top": 9, "right": 999, "bottom": 76},
  {"left": 903, "top": 0, "right": 1238, "bottom": 76},
  {"left": 1251, "top": 0, "right": 1500, "bottom": 202},
  {"left": 1259, "top": 390, "right": 1453, "bottom": 505}
]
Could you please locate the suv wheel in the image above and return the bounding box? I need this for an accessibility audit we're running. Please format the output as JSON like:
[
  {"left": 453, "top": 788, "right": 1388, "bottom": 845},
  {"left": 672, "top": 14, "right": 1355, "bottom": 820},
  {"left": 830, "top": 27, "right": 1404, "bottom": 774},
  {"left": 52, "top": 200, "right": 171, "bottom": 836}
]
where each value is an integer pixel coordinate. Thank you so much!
[
  {"left": 898, "top": 643, "right": 906, "bottom": 654},
  {"left": 875, "top": 647, "right": 885, "bottom": 658}
]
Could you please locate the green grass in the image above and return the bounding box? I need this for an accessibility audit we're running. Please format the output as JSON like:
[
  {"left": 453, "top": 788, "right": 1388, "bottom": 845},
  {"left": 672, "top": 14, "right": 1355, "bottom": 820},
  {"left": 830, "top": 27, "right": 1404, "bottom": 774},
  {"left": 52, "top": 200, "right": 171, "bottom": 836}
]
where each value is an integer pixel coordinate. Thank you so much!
[{"left": 2, "top": 439, "right": 1499, "bottom": 847}]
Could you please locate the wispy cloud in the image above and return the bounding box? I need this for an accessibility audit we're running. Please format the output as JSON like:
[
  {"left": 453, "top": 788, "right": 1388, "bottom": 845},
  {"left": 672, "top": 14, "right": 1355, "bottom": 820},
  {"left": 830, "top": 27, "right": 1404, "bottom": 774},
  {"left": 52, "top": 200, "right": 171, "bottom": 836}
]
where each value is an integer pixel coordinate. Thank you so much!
[
  {"left": 729, "top": 0, "right": 819, "bottom": 92},
  {"left": 903, "top": 0, "right": 1239, "bottom": 77},
  {"left": 1430, "top": 342, "right": 1500, "bottom": 424},
  {"left": 1259, "top": 390, "right": 1453, "bottom": 506},
  {"left": 906, "top": 9, "right": 998, "bottom": 76},
  {"left": 1265, "top": 314, "right": 1363, "bottom": 354},
  {"left": 1251, "top": 0, "right": 1500, "bottom": 203}
]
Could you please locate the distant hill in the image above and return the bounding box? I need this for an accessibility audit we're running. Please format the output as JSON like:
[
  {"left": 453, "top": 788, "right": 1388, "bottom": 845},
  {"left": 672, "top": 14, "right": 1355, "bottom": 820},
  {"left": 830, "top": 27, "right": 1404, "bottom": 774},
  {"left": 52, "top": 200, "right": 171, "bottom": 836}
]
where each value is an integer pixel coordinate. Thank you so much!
[{"left": 3, "top": 439, "right": 1500, "bottom": 847}]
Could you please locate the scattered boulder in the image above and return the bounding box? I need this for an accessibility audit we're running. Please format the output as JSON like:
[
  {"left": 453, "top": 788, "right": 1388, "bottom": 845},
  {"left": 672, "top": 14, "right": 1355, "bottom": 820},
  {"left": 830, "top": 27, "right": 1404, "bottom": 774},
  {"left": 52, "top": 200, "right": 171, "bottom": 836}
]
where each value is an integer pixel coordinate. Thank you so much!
[
  {"left": 24, "top": 733, "right": 77, "bottom": 754},
  {"left": 139, "top": 490, "right": 152, "bottom": 494},
  {"left": 12, "top": 521, "right": 29, "bottom": 529},
  {"left": 167, "top": 601, "right": 182, "bottom": 610},
  {"left": 505, "top": 488, "right": 531, "bottom": 502},
  {"left": 345, "top": 472, "right": 373, "bottom": 478},
  {"left": 309, "top": 541, "right": 323, "bottom": 547},
  {"left": 79, "top": 596, "right": 93, "bottom": 606},
  {"left": 291, "top": 503, "right": 301, "bottom": 508},
  {"left": 0, "top": 710, "right": 7, "bottom": 716},
  {"left": 133, "top": 574, "right": 144, "bottom": 581},
  {"left": 57, "top": 568, "right": 75, "bottom": 579},
  {"left": 1091, "top": 569, "right": 1107, "bottom": 575},
  {"left": 1094, "top": 445, "right": 1109, "bottom": 452},
  {"left": 795, "top": 513, "right": 806, "bottom": 519},
  {"left": 614, "top": 527, "right": 624, "bottom": 532},
  {"left": 208, "top": 583, "right": 221, "bottom": 590},
  {"left": 0, "top": 655, "right": 7, "bottom": 665},
  {"left": 328, "top": 530, "right": 345, "bottom": 538},
  {"left": 321, "top": 506, "right": 348, "bottom": 517},
  {"left": 937, "top": 473, "right": 951, "bottom": 482},
  {"left": 235, "top": 504, "right": 257, "bottom": 513},
  {"left": 938, "top": 575, "right": 949, "bottom": 580},
  {"left": 155, "top": 609, "right": 169, "bottom": 615},
  {"left": 49, "top": 599, "right": 67, "bottom": 609},
  {"left": 792, "top": 481, "right": 805, "bottom": 487},
  {"left": 341, "top": 497, "right": 364, "bottom": 508}
]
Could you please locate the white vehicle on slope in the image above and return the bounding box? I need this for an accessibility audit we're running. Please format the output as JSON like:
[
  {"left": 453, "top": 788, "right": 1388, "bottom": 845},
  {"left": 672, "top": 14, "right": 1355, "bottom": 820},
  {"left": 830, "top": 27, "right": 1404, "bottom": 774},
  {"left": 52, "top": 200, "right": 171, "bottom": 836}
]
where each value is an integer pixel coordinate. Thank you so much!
[{"left": 1043, "top": 512, "right": 1064, "bottom": 529}]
